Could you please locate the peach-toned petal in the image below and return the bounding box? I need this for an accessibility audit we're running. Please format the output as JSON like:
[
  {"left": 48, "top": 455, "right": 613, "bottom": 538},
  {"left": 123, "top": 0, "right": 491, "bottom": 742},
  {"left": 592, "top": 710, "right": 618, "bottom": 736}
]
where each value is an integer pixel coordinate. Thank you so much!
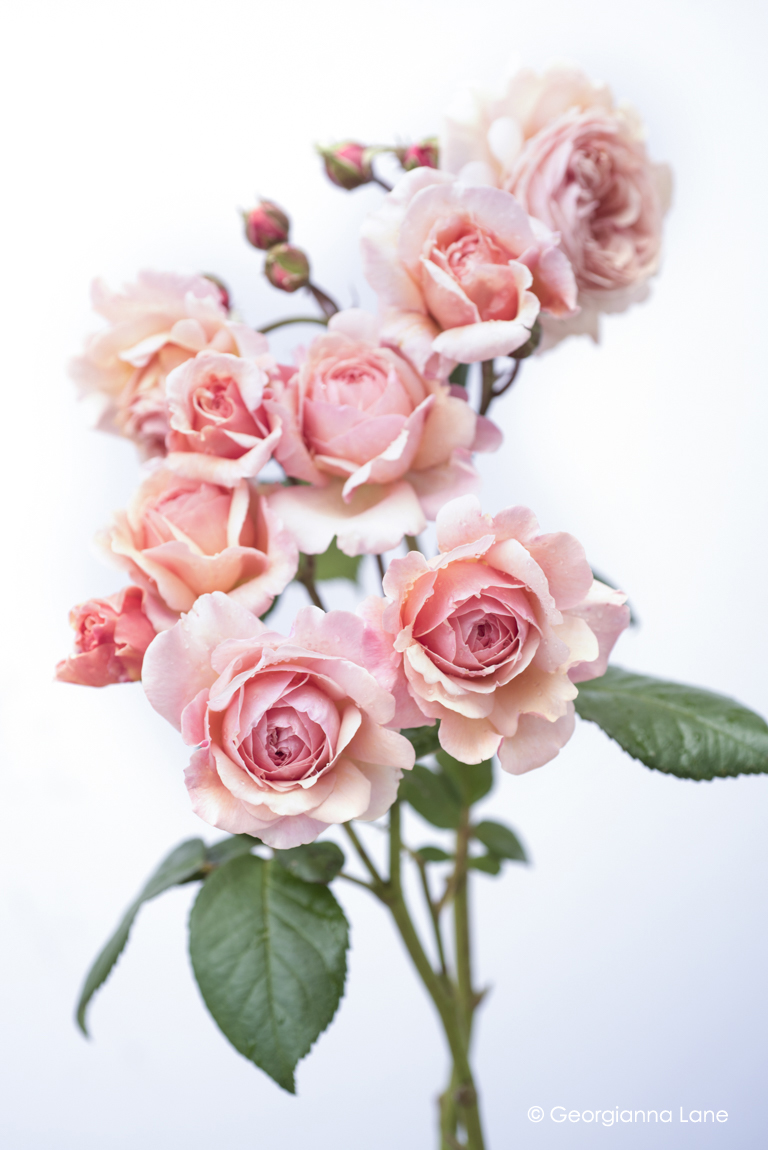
[
  {"left": 437, "top": 710, "right": 503, "bottom": 764},
  {"left": 497, "top": 706, "right": 576, "bottom": 775},
  {"left": 568, "top": 580, "right": 630, "bottom": 683}
]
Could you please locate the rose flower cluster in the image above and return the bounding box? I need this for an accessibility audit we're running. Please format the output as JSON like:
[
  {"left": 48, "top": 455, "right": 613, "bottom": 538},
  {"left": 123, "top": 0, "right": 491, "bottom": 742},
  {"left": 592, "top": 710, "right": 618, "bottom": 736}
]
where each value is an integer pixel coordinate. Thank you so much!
[{"left": 59, "top": 65, "right": 659, "bottom": 847}]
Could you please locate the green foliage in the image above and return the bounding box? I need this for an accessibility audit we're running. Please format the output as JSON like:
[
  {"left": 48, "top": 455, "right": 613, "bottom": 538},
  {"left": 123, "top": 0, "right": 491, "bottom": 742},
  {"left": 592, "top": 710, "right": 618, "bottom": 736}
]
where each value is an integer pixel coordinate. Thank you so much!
[
  {"left": 76, "top": 838, "right": 207, "bottom": 1036},
  {"left": 575, "top": 666, "right": 768, "bottom": 780},
  {"left": 467, "top": 854, "right": 502, "bottom": 875},
  {"left": 189, "top": 855, "right": 348, "bottom": 1093},
  {"left": 473, "top": 820, "right": 527, "bottom": 862},
  {"left": 399, "top": 763, "right": 462, "bottom": 828},
  {"left": 274, "top": 841, "right": 345, "bottom": 884},
  {"left": 436, "top": 750, "right": 494, "bottom": 805},
  {"left": 448, "top": 363, "right": 469, "bottom": 388},
  {"left": 401, "top": 723, "right": 442, "bottom": 760},
  {"left": 75, "top": 834, "right": 261, "bottom": 1036},
  {"left": 415, "top": 846, "right": 452, "bottom": 863},
  {"left": 205, "top": 834, "right": 262, "bottom": 868},
  {"left": 314, "top": 538, "right": 362, "bottom": 583}
]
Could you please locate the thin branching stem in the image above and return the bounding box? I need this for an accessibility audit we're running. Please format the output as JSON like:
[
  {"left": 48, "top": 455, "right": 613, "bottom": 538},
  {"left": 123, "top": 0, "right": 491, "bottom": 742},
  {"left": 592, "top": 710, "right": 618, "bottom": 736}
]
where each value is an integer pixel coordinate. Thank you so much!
[{"left": 257, "top": 315, "right": 328, "bottom": 334}]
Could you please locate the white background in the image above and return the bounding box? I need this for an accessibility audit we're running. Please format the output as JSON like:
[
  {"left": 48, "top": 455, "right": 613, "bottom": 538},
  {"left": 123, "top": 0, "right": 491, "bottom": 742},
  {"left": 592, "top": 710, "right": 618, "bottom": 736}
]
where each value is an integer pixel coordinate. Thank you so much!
[{"left": 1, "top": 0, "right": 767, "bottom": 1146}]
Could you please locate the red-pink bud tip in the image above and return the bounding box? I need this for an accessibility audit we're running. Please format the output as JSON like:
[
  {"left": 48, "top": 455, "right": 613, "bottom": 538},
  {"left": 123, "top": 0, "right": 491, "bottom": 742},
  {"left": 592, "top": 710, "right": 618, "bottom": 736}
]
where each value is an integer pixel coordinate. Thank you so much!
[
  {"left": 398, "top": 139, "right": 439, "bottom": 171},
  {"left": 201, "top": 273, "right": 231, "bottom": 311},
  {"left": 317, "top": 141, "right": 374, "bottom": 190},
  {"left": 264, "top": 243, "right": 311, "bottom": 293},
  {"left": 243, "top": 200, "right": 291, "bottom": 250}
]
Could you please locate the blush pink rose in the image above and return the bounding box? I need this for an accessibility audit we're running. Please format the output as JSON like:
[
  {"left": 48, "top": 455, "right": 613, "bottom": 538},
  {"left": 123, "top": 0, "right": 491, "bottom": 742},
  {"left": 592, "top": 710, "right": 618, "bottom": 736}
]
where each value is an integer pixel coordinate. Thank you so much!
[
  {"left": 360, "top": 169, "right": 577, "bottom": 375},
  {"left": 375, "top": 495, "right": 630, "bottom": 773},
  {"left": 264, "top": 309, "right": 501, "bottom": 556},
  {"left": 440, "top": 67, "right": 671, "bottom": 340},
  {"left": 142, "top": 593, "right": 415, "bottom": 848},
  {"left": 164, "top": 351, "right": 281, "bottom": 485},
  {"left": 70, "top": 271, "right": 269, "bottom": 455},
  {"left": 55, "top": 585, "right": 168, "bottom": 687},
  {"left": 100, "top": 470, "right": 298, "bottom": 617}
]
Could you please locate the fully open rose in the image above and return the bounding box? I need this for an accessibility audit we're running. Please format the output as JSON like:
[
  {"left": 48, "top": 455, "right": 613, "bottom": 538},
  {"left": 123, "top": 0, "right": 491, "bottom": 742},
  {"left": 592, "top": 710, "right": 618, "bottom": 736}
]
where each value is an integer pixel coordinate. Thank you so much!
[
  {"left": 70, "top": 271, "right": 269, "bottom": 454},
  {"left": 360, "top": 169, "right": 576, "bottom": 374},
  {"left": 374, "top": 495, "right": 630, "bottom": 772},
  {"left": 440, "top": 66, "right": 671, "bottom": 339},
  {"left": 100, "top": 470, "right": 297, "bottom": 616},
  {"left": 142, "top": 593, "right": 415, "bottom": 848},
  {"left": 55, "top": 585, "right": 169, "bottom": 687},
  {"left": 165, "top": 350, "right": 281, "bottom": 485},
  {"left": 264, "top": 308, "right": 500, "bottom": 555}
]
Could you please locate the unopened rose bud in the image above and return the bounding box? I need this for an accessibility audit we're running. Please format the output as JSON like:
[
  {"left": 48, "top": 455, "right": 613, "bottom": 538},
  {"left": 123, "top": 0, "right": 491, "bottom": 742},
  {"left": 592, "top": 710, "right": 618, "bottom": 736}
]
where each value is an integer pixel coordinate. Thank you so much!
[
  {"left": 243, "top": 200, "right": 291, "bottom": 250},
  {"left": 201, "top": 273, "right": 231, "bottom": 311},
  {"left": 318, "top": 141, "right": 374, "bottom": 190},
  {"left": 264, "top": 243, "right": 311, "bottom": 293},
  {"left": 398, "top": 138, "right": 439, "bottom": 171}
]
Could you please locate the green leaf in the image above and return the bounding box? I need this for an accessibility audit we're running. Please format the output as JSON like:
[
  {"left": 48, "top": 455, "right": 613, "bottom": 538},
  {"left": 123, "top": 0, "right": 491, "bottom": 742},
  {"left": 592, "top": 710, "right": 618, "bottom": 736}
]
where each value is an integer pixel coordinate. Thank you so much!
[
  {"left": 399, "top": 763, "right": 462, "bottom": 829},
  {"left": 314, "top": 538, "right": 362, "bottom": 584},
  {"left": 205, "top": 834, "right": 261, "bottom": 868},
  {"left": 436, "top": 750, "right": 494, "bottom": 805},
  {"left": 274, "top": 841, "right": 345, "bottom": 884},
  {"left": 415, "top": 846, "right": 452, "bottom": 863},
  {"left": 473, "top": 820, "right": 528, "bottom": 862},
  {"left": 401, "top": 722, "right": 441, "bottom": 760},
  {"left": 76, "top": 838, "right": 207, "bottom": 1036},
  {"left": 189, "top": 855, "right": 348, "bottom": 1093},
  {"left": 449, "top": 363, "right": 469, "bottom": 388},
  {"left": 467, "top": 853, "right": 502, "bottom": 875},
  {"left": 575, "top": 666, "right": 768, "bottom": 780}
]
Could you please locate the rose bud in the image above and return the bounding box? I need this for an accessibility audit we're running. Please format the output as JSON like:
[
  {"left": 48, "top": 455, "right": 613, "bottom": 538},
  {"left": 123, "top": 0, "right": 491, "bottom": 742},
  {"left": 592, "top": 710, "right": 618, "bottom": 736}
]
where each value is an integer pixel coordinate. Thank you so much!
[
  {"left": 201, "top": 273, "right": 231, "bottom": 312},
  {"left": 243, "top": 200, "right": 291, "bottom": 250},
  {"left": 318, "top": 141, "right": 374, "bottom": 190},
  {"left": 264, "top": 243, "right": 311, "bottom": 293},
  {"left": 398, "top": 138, "right": 439, "bottom": 171}
]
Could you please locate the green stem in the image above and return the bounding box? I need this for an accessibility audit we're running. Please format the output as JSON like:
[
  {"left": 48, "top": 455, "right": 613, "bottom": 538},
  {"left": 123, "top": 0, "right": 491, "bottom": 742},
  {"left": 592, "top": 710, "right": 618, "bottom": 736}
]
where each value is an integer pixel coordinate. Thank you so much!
[
  {"left": 479, "top": 360, "right": 496, "bottom": 417},
  {"left": 404, "top": 534, "right": 421, "bottom": 553},
  {"left": 454, "top": 809, "right": 474, "bottom": 1041},
  {"left": 343, "top": 823, "right": 385, "bottom": 888},
  {"left": 416, "top": 857, "right": 449, "bottom": 977},
  {"left": 296, "top": 554, "right": 327, "bottom": 611},
  {"left": 387, "top": 805, "right": 485, "bottom": 1150},
  {"left": 257, "top": 315, "right": 328, "bottom": 334},
  {"left": 375, "top": 552, "right": 386, "bottom": 589}
]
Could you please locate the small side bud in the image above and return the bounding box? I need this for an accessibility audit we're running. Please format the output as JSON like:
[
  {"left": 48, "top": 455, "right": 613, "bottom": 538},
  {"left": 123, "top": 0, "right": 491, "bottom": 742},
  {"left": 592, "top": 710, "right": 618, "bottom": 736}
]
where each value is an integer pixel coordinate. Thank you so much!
[
  {"left": 318, "top": 141, "right": 374, "bottom": 190},
  {"left": 201, "top": 273, "right": 231, "bottom": 311},
  {"left": 264, "top": 243, "right": 311, "bottom": 293},
  {"left": 243, "top": 200, "right": 291, "bottom": 250},
  {"left": 398, "top": 138, "right": 439, "bottom": 171}
]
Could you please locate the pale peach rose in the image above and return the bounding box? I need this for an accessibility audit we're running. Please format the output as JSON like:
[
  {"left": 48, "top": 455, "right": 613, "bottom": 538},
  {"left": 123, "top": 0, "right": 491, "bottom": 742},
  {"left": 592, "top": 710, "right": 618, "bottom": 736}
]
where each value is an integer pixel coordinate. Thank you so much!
[
  {"left": 263, "top": 309, "right": 501, "bottom": 556},
  {"left": 164, "top": 351, "right": 281, "bottom": 485},
  {"left": 142, "top": 593, "right": 415, "bottom": 848},
  {"left": 70, "top": 271, "right": 269, "bottom": 454},
  {"left": 360, "top": 169, "right": 576, "bottom": 375},
  {"left": 100, "top": 470, "right": 297, "bottom": 617},
  {"left": 55, "top": 585, "right": 168, "bottom": 687},
  {"left": 374, "top": 495, "right": 630, "bottom": 772},
  {"left": 441, "top": 67, "right": 671, "bottom": 339}
]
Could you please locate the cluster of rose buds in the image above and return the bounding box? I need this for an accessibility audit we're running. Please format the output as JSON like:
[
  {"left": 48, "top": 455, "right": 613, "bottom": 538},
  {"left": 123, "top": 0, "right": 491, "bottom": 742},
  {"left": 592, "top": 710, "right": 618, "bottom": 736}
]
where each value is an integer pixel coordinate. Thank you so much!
[
  {"left": 61, "top": 63, "right": 668, "bottom": 849},
  {"left": 243, "top": 198, "right": 312, "bottom": 294},
  {"left": 318, "top": 138, "right": 439, "bottom": 190}
]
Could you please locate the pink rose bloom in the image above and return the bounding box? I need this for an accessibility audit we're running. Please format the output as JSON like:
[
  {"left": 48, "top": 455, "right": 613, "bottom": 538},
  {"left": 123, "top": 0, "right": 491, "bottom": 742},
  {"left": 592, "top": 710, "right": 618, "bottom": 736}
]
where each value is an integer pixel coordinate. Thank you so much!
[
  {"left": 142, "top": 593, "right": 415, "bottom": 848},
  {"left": 55, "top": 585, "right": 166, "bottom": 687},
  {"left": 360, "top": 169, "right": 576, "bottom": 375},
  {"left": 164, "top": 351, "right": 281, "bottom": 485},
  {"left": 100, "top": 470, "right": 297, "bottom": 617},
  {"left": 375, "top": 495, "right": 630, "bottom": 772},
  {"left": 70, "top": 271, "right": 269, "bottom": 454},
  {"left": 264, "top": 309, "right": 501, "bottom": 556},
  {"left": 440, "top": 67, "right": 671, "bottom": 339}
]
